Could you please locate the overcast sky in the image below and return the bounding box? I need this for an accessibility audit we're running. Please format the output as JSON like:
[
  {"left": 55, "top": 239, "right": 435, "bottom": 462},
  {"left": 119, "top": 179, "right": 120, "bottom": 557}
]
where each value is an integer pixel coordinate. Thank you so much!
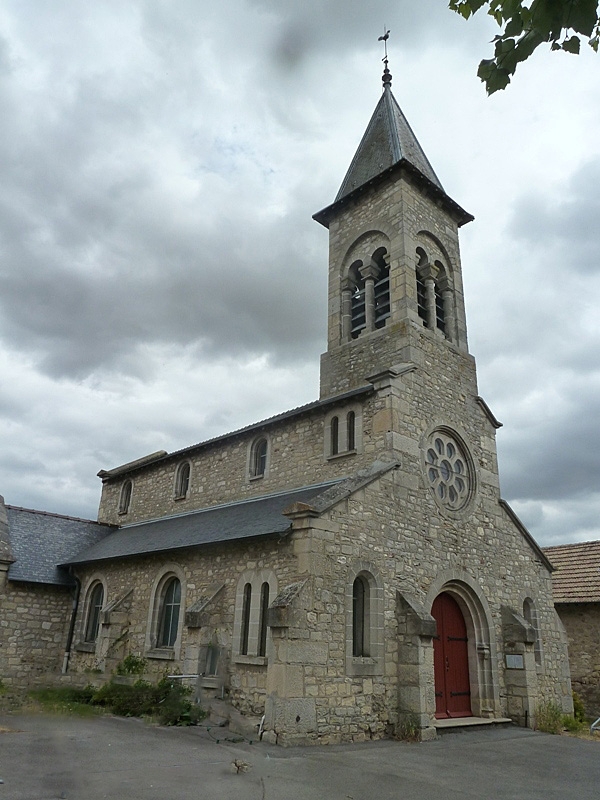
[{"left": 1, "top": 1, "right": 599, "bottom": 546}]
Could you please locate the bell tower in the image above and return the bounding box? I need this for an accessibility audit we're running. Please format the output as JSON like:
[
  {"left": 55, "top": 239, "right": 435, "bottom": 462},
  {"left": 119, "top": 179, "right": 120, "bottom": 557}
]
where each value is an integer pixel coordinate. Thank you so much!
[{"left": 313, "top": 58, "right": 474, "bottom": 400}]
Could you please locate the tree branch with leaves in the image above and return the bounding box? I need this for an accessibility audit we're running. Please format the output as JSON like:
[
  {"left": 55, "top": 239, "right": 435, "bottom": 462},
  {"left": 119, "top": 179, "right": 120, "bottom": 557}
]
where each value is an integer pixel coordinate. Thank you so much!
[{"left": 450, "top": 0, "right": 600, "bottom": 93}]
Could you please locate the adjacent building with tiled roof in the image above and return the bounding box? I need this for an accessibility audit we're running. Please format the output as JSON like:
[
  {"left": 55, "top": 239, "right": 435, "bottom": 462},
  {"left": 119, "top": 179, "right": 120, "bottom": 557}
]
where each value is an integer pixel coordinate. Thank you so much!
[{"left": 543, "top": 541, "right": 600, "bottom": 718}]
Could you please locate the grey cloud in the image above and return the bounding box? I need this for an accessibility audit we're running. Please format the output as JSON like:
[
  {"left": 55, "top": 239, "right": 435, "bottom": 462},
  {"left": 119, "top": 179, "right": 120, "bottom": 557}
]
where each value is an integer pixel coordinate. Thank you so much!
[{"left": 510, "top": 158, "right": 600, "bottom": 274}]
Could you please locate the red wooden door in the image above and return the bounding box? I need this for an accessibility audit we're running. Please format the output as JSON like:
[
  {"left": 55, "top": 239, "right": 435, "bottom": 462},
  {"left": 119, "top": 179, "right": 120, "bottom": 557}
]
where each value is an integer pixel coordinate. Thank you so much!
[{"left": 432, "top": 592, "right": 472, "bottom": 719}]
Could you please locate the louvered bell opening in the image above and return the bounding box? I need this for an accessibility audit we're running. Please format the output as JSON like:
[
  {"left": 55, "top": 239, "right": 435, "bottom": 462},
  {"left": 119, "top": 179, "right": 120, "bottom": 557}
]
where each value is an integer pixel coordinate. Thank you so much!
[
  {"left": 416, "top": 274, "right": 428, "bottom": 325},
  {"left": 435, "top": 285, "right": 445, "bottom": 334},
  {"left": 351, "top": 287, "right": 366, "bottom": 339},
  {"left": 374, "top": 267, "right": 390, "bottom": 329}
]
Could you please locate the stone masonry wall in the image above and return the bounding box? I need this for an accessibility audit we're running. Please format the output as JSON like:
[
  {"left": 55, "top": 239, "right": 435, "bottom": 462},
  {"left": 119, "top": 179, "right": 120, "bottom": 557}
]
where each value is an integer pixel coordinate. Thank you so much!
[
  {"left": 555, "top": 603, "right": 600, "bottom": 718},
  {"left": 69, "top": 536, "right": 299, "bottom": 716},
  {"left": 0, "top": 579, "right": 72, "bottom": 686},
  {"left": 97, "top": 394, "right": 390, "bottom": 527},
  {"left": 267, "top": 468, "right": 569, "bottom": 744}
]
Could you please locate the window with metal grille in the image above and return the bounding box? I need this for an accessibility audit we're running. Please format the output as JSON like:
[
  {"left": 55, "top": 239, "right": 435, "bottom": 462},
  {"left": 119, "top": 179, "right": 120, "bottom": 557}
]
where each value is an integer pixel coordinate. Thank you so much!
[
  {"left": 84, "top": 582, "right": 104, "bottom": 643},
  {"left": 157, "top": 577, "right": 181, "bottom": 648}
]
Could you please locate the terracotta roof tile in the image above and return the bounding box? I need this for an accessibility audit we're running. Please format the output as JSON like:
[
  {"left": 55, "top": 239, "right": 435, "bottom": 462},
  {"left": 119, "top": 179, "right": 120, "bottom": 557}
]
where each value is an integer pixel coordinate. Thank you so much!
[{"left": 543, "top": 540, "right": 600, "bottom": 603}]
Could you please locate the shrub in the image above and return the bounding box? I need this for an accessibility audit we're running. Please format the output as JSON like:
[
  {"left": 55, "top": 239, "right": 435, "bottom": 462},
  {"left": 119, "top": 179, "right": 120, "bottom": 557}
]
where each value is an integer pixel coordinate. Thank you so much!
[
  {"left": 536, "top": 702, "right": 563, "bottom": 734},
  {"left": 92, "top": 676, "right": 205, "bottom": 725},
  {"left": 572, "top": 691, "right": 586, "bottom": 724},
  {"left": 115, "top": 654, "right": 148, "bottom": 676}
]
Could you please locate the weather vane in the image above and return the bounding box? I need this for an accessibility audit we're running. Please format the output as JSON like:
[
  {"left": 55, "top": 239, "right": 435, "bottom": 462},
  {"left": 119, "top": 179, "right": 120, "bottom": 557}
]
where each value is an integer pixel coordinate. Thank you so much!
[{"left": 378, "top": 28, "right": 392, "bottom": 89}]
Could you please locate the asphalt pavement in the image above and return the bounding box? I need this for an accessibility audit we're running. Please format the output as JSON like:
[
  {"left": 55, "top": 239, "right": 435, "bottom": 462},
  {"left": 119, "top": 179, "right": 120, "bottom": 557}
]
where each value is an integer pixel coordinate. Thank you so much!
[{"left": 0, "top": 713, "right": 598, "bottom": 800}]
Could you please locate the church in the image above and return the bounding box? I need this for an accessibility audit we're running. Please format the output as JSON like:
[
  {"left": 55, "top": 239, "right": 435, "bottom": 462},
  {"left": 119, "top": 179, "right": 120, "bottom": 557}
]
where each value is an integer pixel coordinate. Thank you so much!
[{"left": 0, "top": 61, "right": 573, "bottom": 744}]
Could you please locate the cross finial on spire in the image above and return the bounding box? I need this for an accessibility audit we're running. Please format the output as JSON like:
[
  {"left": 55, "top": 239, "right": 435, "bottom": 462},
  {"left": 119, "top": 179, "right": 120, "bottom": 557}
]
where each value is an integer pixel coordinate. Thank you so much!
[{"left": 378, "top": 28, "right": 392, "bottom": 89}]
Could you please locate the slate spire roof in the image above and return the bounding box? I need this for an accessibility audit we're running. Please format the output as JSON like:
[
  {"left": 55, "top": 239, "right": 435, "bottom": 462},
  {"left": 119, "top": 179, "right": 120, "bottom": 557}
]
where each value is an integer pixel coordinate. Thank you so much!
[{"left": 335, "top": 81, "right": 443, "bottom": 203}]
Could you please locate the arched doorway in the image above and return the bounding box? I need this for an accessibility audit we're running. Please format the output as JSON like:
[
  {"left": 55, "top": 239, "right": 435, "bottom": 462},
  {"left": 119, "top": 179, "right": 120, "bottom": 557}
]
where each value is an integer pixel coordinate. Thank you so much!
[{"left": 432, "top": 592, "right": 472, "bottom": 719}]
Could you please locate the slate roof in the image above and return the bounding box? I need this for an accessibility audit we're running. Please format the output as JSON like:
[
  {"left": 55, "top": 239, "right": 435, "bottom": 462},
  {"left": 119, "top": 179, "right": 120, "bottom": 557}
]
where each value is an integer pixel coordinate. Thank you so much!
[
  {"left": 6, "top": 506, "right": 114, "bottom": 587},
  {"left": 335, "top": 86, "right": 443, "bottom": 202},
  {"left": 65, "top": 480, "right": 342, "bottom": 566},
  {"left": 543, "top": 540, "right": 600, "bottom": 603}
]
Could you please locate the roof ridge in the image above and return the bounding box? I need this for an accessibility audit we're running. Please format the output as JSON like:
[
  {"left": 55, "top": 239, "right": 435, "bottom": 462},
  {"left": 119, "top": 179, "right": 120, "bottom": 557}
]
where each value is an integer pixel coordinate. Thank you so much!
[{"left": 6, "top": 505, "right": 108, "bottom": 526}]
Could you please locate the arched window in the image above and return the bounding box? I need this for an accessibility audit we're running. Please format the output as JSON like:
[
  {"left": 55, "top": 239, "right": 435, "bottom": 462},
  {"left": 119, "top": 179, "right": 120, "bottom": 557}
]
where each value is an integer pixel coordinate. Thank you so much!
[
  {"left": 118, "top": 480, "right": 132, "bottom": 514},
  {"left": 234, "top": 571, "right": 277, "bottom": 660},
  {"left": 174, "top": 461, "right": 191, "bottom": 499},
  {"left": 352, "top": 575, "right": 369, "bottom": 657},
  {"left": 157, "top": 577, "right": 181, "bottom": 648},
  {"left": 346, "top": 411, "right": 356, "bottom": 452},
  {"left": 250, "top": 437, "right": 268, "bottom": 478},
  {"left": 84, "top": 582, "right": 104, "bottom": 643},
  {"left": 258, "top": 582, "right": 270, "bottom": 657},
  {"left": 523, "top": 597, "right": 542, "bottom": 666},
  {"left": 240, "top": 582, "right": 252, "bottom": 655},
  {"left": 331, "top": 416, "right": 339, "bottom": 456}
]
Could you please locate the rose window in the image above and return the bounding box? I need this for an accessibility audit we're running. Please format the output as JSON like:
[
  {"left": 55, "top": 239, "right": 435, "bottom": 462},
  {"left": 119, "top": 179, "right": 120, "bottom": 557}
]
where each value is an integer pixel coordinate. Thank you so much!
[{"left": 425, "top": 431, "right": 472, "bottom": 511}]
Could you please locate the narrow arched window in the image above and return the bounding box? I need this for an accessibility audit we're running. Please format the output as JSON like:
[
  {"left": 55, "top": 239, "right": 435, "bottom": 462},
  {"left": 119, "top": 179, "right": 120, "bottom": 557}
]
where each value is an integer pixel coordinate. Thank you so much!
[
  {"left": 118, "top": 480, "right": 132, "bottom": 514},
  {"left": 174, "top": 461, "right": 191, "bottom": 498},
  {"left": 84, "top": 583, "right": 104, "bottom": 643},
  {"left": 258, "top": 582, "right": 270, "bottom": 657},
  {"left": 240, "top": 582, "right": 252, "bottom": 655},
  {"left": 331, "top": 416, "right": 339, "bottom": 456},
  {"left": 157, "top": 577, "right": 181, "bottom": 648},
  {"left": 251, "top": 437, "right": 268, "bottom": 477},
  {"left": 347, "top": 411, "right": 356, "bottom": 451},
  {"left": 352, "top": 575, "right": 369, "bottom": 657}
]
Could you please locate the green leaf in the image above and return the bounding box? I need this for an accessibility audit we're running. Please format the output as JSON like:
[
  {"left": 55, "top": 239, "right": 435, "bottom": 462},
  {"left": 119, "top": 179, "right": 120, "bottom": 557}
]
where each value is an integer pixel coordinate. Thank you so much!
[
  {"left": 505, "top": 14, "right": 524, "bottom": 37},
  {"left": 477, "top": 59, "right": 511, "bottom": 93},
  {"left": 562, "top": 35, "right": 581, "bottom": 53}
]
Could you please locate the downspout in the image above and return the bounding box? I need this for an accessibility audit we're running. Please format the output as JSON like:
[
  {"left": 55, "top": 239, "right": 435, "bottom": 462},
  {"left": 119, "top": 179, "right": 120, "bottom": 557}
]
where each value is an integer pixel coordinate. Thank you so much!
[{"left": 62, "top": 568, "right": 81, "bottom": 674}]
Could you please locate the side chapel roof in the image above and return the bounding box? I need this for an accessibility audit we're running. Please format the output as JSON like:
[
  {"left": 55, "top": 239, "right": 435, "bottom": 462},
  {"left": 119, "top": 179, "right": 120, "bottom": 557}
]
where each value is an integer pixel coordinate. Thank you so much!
[
  {"left": 5, "top": 505, "right": 114, "bottom": 587},
  {"left": 543, "top": 540, "right": 600, "bottom": 603},
  {"left": 67, "top": 461, "right": 401, "bottom": 566}
]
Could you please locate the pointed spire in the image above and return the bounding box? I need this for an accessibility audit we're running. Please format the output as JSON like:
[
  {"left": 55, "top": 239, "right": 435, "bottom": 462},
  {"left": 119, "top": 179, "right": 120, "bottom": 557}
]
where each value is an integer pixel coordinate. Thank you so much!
[{"left": 333, "top": 32, "right": 443, "bottom": 203}]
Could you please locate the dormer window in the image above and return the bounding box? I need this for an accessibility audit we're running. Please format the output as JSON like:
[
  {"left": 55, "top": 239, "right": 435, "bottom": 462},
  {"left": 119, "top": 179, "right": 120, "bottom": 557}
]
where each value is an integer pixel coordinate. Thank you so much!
[{"left": 174, "top": 461, "right": 191, "bottom": 499}]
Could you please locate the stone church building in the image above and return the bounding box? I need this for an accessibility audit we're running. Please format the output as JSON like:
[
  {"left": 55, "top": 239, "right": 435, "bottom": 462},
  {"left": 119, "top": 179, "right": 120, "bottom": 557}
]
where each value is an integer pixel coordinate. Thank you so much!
[{"left": 0, "top": 67, "right": 572, "bottom": 744}]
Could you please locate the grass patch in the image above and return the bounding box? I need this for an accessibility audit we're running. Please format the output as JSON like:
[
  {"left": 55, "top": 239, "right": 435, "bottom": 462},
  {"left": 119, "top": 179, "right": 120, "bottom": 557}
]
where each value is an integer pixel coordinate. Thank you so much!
[
  {"left": 29, "top": 677, "right": 206, "bottom": 726},
  {"left": 28, "top": 686, "right": 103, "bottom": 717}
]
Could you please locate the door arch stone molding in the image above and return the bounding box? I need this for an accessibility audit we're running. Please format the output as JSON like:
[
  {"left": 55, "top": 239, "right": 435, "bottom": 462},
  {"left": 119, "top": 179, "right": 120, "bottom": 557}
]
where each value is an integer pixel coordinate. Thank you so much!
[{"left": 426, "top": 569, "right": 500, "bottom": 719}]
